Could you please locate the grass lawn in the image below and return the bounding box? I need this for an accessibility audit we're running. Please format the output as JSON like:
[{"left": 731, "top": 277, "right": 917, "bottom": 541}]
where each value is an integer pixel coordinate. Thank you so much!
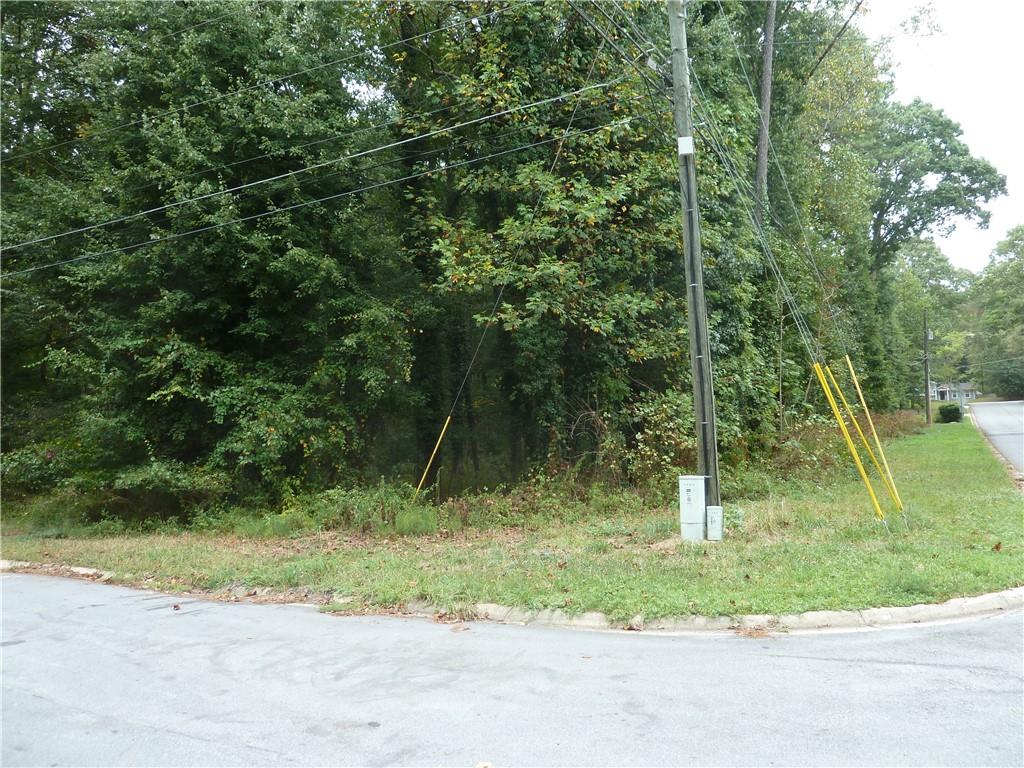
[{"left": 3, "top": 422, "right": 1021, "bottom": 622}]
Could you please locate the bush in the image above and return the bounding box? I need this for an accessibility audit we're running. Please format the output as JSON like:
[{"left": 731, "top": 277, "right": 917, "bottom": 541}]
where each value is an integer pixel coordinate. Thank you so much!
[
  {"left": 0, "top": 445, "right": 69, "bottom": 495},
  {"left": 938, "top": 403, "right": 962, "bottom": 423}
]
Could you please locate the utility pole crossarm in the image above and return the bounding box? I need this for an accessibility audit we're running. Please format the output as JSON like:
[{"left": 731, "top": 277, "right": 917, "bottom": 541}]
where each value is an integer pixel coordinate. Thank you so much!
[{"left": 667, "top": 0, "right": 721, "bottom": 508}]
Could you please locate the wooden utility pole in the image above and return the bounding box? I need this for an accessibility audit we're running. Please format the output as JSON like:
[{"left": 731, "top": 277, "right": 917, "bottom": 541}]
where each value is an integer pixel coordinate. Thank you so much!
[
  {"left": 924, "top": 309, "right": 932, "bottom": 425},
  {"left": 753, "top": 0, "right": 777, "bottom": 227},
  {"left": 667, "top": 0, "right": 721, "bottom": 507}
]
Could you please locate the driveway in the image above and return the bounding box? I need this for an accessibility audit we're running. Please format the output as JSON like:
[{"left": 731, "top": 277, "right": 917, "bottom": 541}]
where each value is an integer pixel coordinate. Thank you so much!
[
  {"left": 2, "top": 573, "right": 1021, "bottom": 766},
  {"left": 971, "top": 400, "right": 1024, "bottom": 472}
]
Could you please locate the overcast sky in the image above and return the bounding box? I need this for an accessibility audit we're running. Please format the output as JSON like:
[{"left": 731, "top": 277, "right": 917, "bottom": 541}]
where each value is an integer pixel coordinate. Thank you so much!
[{"left": 856, "top": 0, "right": 1022, "bottom": 272}]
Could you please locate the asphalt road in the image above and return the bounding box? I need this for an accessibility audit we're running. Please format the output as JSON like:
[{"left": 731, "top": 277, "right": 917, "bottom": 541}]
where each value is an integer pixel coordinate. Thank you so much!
[
  {"left": 2, "top": 574, "right": 1022, "bottom": 767},
  {"left": 971, "top": 400, "right": 1024, "bottom": 473}
]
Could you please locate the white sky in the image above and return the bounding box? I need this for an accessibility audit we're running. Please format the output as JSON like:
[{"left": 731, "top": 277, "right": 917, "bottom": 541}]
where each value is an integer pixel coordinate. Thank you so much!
[{"left": 856, "top": 0, "right": 1023, "bottom": 272}]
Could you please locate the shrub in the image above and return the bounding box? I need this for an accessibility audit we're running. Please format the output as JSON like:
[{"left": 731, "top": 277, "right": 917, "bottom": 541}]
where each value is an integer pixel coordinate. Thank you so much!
[
  {"left": 0, "top": 445, "right": 69, "bottom": 495},
  {"left": 622, "top": 389, "right": 697, "bottom": 483},
  {"left": 938, "top": 403, "right": 962, "bottom": 423}
]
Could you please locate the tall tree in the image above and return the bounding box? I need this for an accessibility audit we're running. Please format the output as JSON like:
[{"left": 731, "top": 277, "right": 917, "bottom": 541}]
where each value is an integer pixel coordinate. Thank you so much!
[
  {"left": 971, "top": 225, "right": 1024, "bottom": 397},
  {"left": 869, "top": 100, "right": 1006, "bottom": 271},
  {"left": 752, "top": 0, "right": 776, "bottom": 227}
]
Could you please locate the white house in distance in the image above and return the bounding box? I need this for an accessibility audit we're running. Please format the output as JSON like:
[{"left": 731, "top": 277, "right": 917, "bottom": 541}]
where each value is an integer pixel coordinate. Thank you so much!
[{"left": 929, "top": 380, "right": 981, "bottom": 402}]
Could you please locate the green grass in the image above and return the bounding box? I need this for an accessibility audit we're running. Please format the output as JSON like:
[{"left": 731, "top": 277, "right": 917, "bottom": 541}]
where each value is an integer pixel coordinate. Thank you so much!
[{"left": 3, "top": 422, "right": 1021, "bottom": 622}]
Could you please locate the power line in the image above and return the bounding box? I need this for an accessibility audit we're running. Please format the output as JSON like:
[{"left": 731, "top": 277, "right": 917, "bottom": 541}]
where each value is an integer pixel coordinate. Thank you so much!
[
  {"left": 591, "top": 0, "right": 819, "bottom": 363},
  {"left": 719, "top": 33, "right": 936, "bottom": 49},
  {"left": 119, "top": 90, "right": 653, "bottom": 239},
  {"left": 566, "top": 0, "right": 666, "bottom": 99},
  {"left": 118, "top": 91, "right": 496, "bottom": 199},
  {"left": 689, "top": 73, "right": 820, "bottom": 362},
  {"left": 696, "top": 114, "right": 818, "bottom": 356},
  {"left": 608, "top": 0, "right": 661, "bottom": 57},
  {"left": 591, "top": 1, "right": 657, "bottom": 60},
  {"left": 2, "top": 113, "right": 652, "bottom": 280},
  {"left": 2, "top": 3, "right": 526, "bottom": 164},
  {"left": 593, "top": 1, "right": 821, "bottom": 362},
  {"left": 144, "top": 9, "right": 238, "bottom": 44},
  {"left": 567, "top": 0, "right": 675, "bottom": 149},
  {"left": 600, "top": 0, "right": 852, "bottom": 359},
  {"left": 714, "top": 0, "right": 852, "bottom": 357},
  {"left": 2, "top": 78, "right": 621, "bottom": 253},
  {"left": 268, "top": 91, "right": 650, "bottom": 194},
  {"left": 119, "top": 76, "right": 635, "bottom": 201},
  {"left": 806, "top": 0, "right": 865, "bottom": 82}
]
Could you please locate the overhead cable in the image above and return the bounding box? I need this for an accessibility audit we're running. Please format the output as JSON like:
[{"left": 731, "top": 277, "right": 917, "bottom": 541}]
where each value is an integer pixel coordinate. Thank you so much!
[
  {"left": 2, "top": 113, "right": 652, "bottom": 280},
  {"left": 2, "top": 78, "right": 622, "bottom": 253}
]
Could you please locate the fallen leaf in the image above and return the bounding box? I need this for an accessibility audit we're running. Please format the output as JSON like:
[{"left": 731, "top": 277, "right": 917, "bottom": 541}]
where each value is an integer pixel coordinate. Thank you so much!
[
  {"left": 992, "top": 541, "right": 1002, "bottom": 552},
  {"left": 735, "top": 625, "right": 771, "bottom": 639},
  {"left": 172, "top": 604, "right": 180, "bottom": 611},
  {"left": 451, "top": 624, "right": 470, "bottom": 633}
]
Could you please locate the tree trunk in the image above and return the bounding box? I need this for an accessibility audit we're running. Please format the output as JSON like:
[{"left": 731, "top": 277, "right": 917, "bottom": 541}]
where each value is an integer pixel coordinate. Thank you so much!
[{"left": 753, "top": 0, "right": 777, "bottom": 228}]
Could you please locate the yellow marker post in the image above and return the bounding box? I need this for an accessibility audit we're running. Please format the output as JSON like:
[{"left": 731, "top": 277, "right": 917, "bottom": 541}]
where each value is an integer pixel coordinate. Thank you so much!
[
  {"left": 414, "top": 415, "right": 452, "bottom": 498},
  {"left": 845, "top": 355, "right": 904, "bottom": 512},
  {"left": 825, "top": 365, "right": 901, "bottom": 511},
  {"left": 813, "top": 362, "right": 885, "bottom": 521}
]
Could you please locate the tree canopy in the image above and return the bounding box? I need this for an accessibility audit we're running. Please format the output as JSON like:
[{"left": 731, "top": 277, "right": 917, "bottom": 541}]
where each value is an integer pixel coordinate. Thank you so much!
[
  {"left": 0, "top": 0, "right": 1008, "bottom": 516},
  {"left": 971, "top": 225, "right": 1024, "bottom": 397}
]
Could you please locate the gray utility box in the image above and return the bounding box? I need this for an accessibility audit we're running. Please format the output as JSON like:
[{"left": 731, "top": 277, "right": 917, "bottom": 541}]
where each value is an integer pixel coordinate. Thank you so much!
[
  {"left": 678, "top": 475, "right": 706, "bottom": 542},
  {"left": 706, "top": 505, "right": 723, "bottom": 541}
]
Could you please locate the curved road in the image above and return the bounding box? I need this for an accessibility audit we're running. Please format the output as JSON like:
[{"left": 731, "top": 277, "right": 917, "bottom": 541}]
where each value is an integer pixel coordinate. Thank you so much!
[
  {"left": 971, "top": 400, "right": 1024, "bottom": 473},
  {"left": 2, "top": 573, "right": 1021, "bottom": 766}
]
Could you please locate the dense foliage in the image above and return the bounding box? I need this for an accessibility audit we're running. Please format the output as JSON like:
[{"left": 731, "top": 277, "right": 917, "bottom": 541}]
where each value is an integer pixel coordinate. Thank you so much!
[
  {"left": 0, "top": 1, "right": 1009, "bottom": 517},
  {"left": 970, "top": 226, "right": 1024, "bottom": 397}
]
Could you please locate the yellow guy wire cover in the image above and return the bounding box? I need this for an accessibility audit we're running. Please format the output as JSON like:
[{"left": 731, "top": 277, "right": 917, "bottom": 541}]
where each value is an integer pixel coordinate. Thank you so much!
[
  {"left": 414, "top": 415, "right": 452, "bottom": 498},
  {"left": 813, "top": 362, "right": 885, "bottom": 521},
  {"left": 845, "top": 354, "right": 904, "bottom": 512},
  {"left": 825, "top": 365, "right": 900, "bottom": 511}
]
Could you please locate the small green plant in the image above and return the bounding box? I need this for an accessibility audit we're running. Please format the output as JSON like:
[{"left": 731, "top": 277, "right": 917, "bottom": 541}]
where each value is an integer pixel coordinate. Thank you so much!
[
  {"left": 394, "top": 506, "right": 437, "bottom": 535},
  {"left": 298, "top": 480, "right": 432, "bottom": 534},
  {"left": 938, "top": 403, "right": 962, "bottom": 423}
]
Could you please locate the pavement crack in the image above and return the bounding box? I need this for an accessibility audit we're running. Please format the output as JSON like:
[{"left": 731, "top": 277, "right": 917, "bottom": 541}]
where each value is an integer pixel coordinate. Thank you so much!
[{"left": 764, "top": 652, "right": 1013, "bottom": 676}]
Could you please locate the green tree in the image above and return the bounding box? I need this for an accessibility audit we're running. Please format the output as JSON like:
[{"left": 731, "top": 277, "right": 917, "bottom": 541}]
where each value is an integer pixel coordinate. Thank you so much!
[
  {"left": 870, "top": 100, "right": 1006, "bottom": 271},
  {"left": 972, "top": 225, "right": 1024, "bottom": 397},
  {"left": 0, "top": 0, "right": 1010, "bottom": 516},
  {"left": 2, "top": 2, "right": 418, "bottom": 508}
]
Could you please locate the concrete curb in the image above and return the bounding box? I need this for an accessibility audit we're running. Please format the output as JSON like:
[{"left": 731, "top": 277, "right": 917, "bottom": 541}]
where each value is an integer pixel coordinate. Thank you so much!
[
  {"left": 2, "top": 559, "right": 1020, "bottom": 634},
  {"left": 1, "top": 560, "right": 114, "bottom": 582},
  {"left": 466, "top": 588, "right": 1024, "bottom": 634}
]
